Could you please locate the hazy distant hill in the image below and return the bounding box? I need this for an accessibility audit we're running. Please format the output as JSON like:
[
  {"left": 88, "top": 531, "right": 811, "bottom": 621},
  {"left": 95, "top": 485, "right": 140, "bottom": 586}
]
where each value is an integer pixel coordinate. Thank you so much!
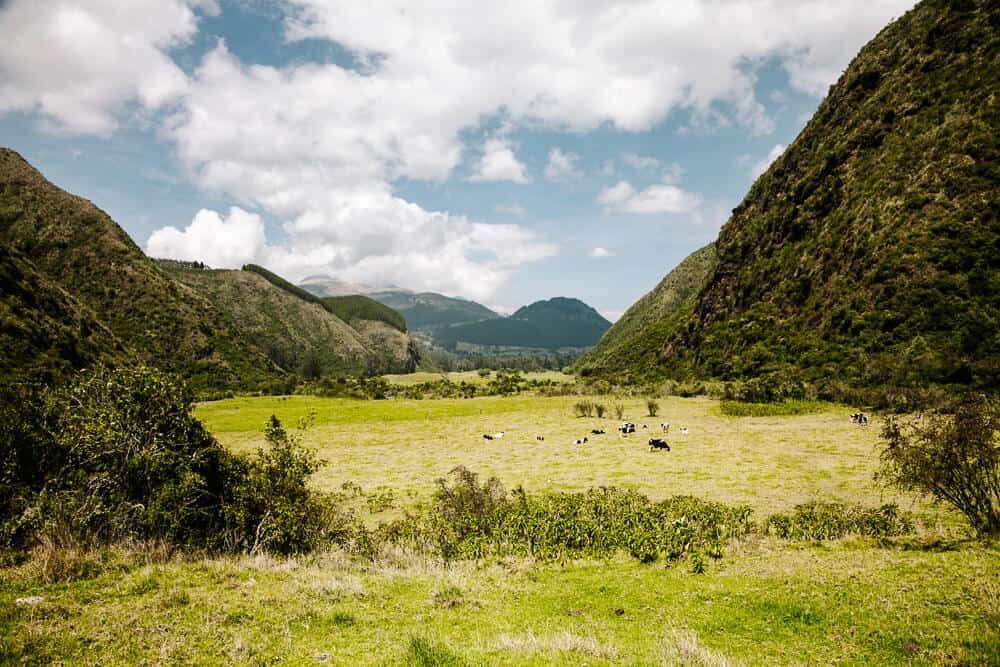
[
  {"left": 581, "top": 0, "right": 1000, "bottom": 399},
  {"left": 575, "top": 244, "right": 715, "bottom": 379},
  {"left": 369, "top": 290, "right": 500, "bottom": 331},
  {"left": 436, "top": 297, "right": 611, "bottom": 350}
]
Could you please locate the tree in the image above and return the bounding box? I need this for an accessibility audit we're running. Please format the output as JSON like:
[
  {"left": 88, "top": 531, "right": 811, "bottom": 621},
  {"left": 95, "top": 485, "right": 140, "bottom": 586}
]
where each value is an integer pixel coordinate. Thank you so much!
[
  {"left": 878, "top": 395, "right": 1000, "bottom": 537},
  {"left": 646, "top": 399, "right": 660, "bottom": 417}
]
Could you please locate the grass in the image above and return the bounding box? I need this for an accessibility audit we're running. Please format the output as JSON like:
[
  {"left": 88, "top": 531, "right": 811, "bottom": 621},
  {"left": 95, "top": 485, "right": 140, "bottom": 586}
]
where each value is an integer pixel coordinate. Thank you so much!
[
  {"left": 195, "top": 394, "right": 951, "bottom": 522},
  {"left": 2, "top": 539, "right": 997, "bottom": 665},
  {"left": 5, "top": 393, "right": 997, "bottom": 664}
]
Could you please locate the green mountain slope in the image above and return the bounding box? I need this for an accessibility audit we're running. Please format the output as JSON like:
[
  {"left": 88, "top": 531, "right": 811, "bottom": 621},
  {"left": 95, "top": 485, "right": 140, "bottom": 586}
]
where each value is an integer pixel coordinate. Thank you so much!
[
  {"left": 0, "top": 148, "right": 281, "bottom": 391},
  {"left": 592, "top": 0, "right": 1000, "bottom": 399},
  {"left": 320, "top": 295, "right": 407, "bottom": 333},
  {"left": 366, "top": 291, "right": 500, "bottom": 331},
  {"left": 575, "top": 243, "right": 715, "bottom": 379},
  {"left": 436, "top": 297, "right": 611, "bottom": 350},
  {"left": 159, "top": 262, "right": 418, "bottom": 376},
  {"left": 0, "top": 241, "right": 131, "bottom": 385}
]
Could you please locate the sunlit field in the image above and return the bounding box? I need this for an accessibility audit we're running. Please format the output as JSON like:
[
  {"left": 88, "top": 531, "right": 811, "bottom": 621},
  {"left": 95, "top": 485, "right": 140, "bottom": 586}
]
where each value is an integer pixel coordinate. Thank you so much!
[
  {"left": 195, "top": 394, "right": 951, "bottom": 523},
  {"left": 380, "top": 370, "right": 574, "bottom": 386}
]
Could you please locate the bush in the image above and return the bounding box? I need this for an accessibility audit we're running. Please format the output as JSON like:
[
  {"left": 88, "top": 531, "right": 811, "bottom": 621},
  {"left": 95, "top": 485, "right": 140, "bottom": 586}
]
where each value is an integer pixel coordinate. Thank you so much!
[
  {"left": 595, "top": 403, "right": 607, "bottom": 418},
  {"left": 767, "top": 502, "right": 912, "bottom": 540},
  {"left": 613, "top": 403, "right": 625, "bottom": 420},
  {"left": 573, "top": 400, "right": 595, "bottom": 418},
  {"left": 878, "top": 395, "right": 1000, "bottom": 537},
  {"left": 646, "top": 399, "right": 660, "bottom": 417}
]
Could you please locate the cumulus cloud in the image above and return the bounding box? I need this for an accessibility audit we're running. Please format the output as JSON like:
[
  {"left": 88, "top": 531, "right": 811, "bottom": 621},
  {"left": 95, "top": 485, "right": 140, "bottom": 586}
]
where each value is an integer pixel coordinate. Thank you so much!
[
  {"left": 0, "top": 0, "right": 205, "bottom": 135},
  {"left": 590, "top": 247, "right": 611, "bottom": 258},
  {"left": 751, "top": 143, "right": 787, "bottom": 178},
  {"left": 468, "top": 137, "right": 530, "bottom": 184},
  {"left": 147, "top": 207, "right": 267, "bottom": 268},
  {"left": 544, "top": 147, "right": 582, "bottom": 182},
  {"left": 597, "top": 178, "right": 702, "bottom": 215}
]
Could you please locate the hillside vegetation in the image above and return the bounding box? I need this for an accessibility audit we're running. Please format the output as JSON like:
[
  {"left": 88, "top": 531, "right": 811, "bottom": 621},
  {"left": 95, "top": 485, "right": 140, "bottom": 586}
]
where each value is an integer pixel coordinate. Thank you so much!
[
  {"left": 367, "top": 290, "right": 500, "bottom": 331},
  {"left": 436, "top": 297, "right": 611, "bottom": 350},
  {"left": 321, "top": 295, "right": 407, "bottom": 333},
  {"left": 0, "top": 148, "right": 278, "bottom": 392},
  {"left": 585, "top": 0, "right": 1000, "bottom": 404},
  {"left": 576, "top": 244, "right": 715, "bottom": 379}
]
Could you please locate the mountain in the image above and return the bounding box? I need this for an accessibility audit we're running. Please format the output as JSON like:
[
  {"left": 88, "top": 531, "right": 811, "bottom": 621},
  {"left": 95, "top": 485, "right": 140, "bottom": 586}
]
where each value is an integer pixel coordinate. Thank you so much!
[
  {"left": 368, "top": 290, "right": 500, "bottom": 332},
  {"left": 581, "top": 0, "right": 1000, "bottom": 399},
  {"left": 575, "top": 244, "right": 715, "bottom": 379},
  {"left": 299, "top": 275, "right": 396, "bottom": 297},
  {"left": 157, "top": 262, "right": 417, "bottom": 378},
  {"left": 0, "top": 240, "right": 131, "bottom": 385},
  {"left": 435, "top": 297, "right": 611, "bottom": 350},
  {"left": 0, "top": 148, "right": 416, "bottom": 391}
]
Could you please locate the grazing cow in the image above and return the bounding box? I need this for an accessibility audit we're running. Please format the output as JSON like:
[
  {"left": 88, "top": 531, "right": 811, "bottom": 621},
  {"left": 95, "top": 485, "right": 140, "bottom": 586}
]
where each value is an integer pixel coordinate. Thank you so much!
[
  {"left": 850, "top": 413, "right": 870, "bottom": 426},
  {"left": 660, "top": 422, "right": 670, "bottom": 433},
  {"left": 482, "top": 434, "right": 494, "bottom": 440},
  {"left": 574, "top": 437, "right": 589, "bottom": 445},
  {"left": 591, "top": 429, "right": 606, "bottom": 435},
  {"left": 679, "top": 427, "right": 689, "bottom": 436},
  {"left": 618, "top": 422, "right": 636, "bottom": 434},
  {"left": 536, "top": 435, "right": 545, "bottom": 442},
  {"left": 493, "top": 431, "right": 506, "bottom": 439},
  {"left": 648, "top": 438, "right": 671, "bottom": 451}
]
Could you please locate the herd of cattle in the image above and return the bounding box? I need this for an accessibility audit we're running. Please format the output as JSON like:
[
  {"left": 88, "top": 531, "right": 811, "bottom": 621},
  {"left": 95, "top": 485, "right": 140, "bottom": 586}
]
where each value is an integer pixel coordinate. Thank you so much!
[
  {"left": 481, "top": 411, "right": 873, "bottom": 451},
  {"left": 483, "top": 420, "right": 689, "bottom": 452}
]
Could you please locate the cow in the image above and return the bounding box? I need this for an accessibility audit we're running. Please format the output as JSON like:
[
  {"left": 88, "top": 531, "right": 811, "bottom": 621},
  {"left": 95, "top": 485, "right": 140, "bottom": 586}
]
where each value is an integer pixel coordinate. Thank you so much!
[
  {"left": 679, "top": 427, "right": 689, "bottom": 436},
  {"left": 642, "top": 424, "right": 648, "bottom": 429},
  {"left": 591, "top": 429, "right": 606, "bottom": 435},
  {"left": 536, "top": 435, "right": 545, "bottom": 442},
  {"left": 493, "top": 431, "right": 506, "bottom": 439},
  {"left": 574, "top": 437, "right": 589, "bottom": 445},
  {"left": 482, "top": 434, "right": 494, "bottom": 440},
  {"left": 648, "top": 438, "right": 671, "bottom": 451},
  {"left": 618, "top": 422, "right": 636, "bottom": 434},
  {"left": 850, "top": 413, "right": 870, "bottom": 426},
  {"left": 660, "top": 422, "right": 670, "bottom": 433}
]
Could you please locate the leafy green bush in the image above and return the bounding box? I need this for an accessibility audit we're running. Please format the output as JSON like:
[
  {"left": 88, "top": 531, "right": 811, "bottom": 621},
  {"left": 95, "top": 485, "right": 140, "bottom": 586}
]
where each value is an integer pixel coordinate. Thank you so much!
[
  {"left": 766, "top": 502, "right": 912, "bottom": 540},
  {"left": 719, "top": 400, "right": 829, "bottom": 417},
  {"left": 878, "top": 394, "right": 1000, "bottom": 537},
  {"left": 646, "top": 399, "right": 660, "bottom": 417}
]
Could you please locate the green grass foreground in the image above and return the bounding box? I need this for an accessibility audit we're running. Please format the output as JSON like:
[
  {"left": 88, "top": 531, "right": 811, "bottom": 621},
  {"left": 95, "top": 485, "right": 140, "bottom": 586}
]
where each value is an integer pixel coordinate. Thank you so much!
[{"left": 2, "top": 539, "right": 997, "bottom": 665}]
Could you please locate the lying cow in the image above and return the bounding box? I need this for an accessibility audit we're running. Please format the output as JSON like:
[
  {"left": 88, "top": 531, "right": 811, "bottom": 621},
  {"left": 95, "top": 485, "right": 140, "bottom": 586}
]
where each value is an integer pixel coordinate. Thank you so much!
[
  {"left": 574, "top": 437, "right": 589, "bottom": 445},
  {"left": 536, "top": 435, "right": 545, "bottom": 442},
  {"left": 648, "top": 438, "right": 671, "bottom": 452},
  {"left": 591, "top": 429, "right": 606, "bottom": 435}
]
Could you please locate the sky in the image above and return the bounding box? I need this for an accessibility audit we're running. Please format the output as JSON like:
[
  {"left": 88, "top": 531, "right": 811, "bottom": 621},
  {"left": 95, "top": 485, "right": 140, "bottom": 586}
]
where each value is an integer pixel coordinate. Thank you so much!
[{"left": 0, "top": 0, "right": 916, "bottom": 320}]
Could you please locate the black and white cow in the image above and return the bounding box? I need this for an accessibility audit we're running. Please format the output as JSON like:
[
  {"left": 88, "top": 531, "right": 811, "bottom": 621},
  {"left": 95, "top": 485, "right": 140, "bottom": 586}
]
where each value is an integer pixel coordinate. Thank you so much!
[
  {"left": 591, "top": 429, "right": 606, "bottom": 435},
  {"left": 536, "top": 435, "right": 545, "bottom": 442},
  {"left": 574, "top": 437, "right": 589, "bottom": 445},
  {"left": 648, "top": 438, "right": 671, "bottom": 451},
  {"left": 660, "top": 422, "right": 670, "bottom": 433},
  {"left": 618, "top": 422, "right": 637, "bottom": 434},
  {"left": 850, "top": 413, "right": 870, "bottom": 426}
]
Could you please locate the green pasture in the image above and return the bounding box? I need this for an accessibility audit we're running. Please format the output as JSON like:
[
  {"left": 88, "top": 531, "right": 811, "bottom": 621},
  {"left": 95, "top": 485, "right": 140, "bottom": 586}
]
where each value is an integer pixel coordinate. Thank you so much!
[
  {"left": 195, "top": 394, "right": 951, "bottom": 522},
  {"left": 380, "top": 370, "right": 574, "bottom": 386}
]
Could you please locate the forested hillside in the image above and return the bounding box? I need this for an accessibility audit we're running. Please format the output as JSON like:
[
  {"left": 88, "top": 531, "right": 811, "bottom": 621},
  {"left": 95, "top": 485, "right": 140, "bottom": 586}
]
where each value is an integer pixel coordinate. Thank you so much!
[{"left": 583, "top": 0, "right": 1000, "bottom": 403}]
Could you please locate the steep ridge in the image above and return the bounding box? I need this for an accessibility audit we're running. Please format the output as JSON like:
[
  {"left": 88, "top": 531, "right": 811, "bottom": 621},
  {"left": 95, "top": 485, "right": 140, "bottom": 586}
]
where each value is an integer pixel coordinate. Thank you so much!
[
  {"left": 590, "top": 0, "right": 1000, "bottom": 399},
  {"left": 0, "top": 148, "right": 279, "bottom": 391},
  {"left": 575, "top": 243, "right": 715, "bottom": 379},
  {"left": 435, "top": 297, "right": 611, "bottom": 350}
]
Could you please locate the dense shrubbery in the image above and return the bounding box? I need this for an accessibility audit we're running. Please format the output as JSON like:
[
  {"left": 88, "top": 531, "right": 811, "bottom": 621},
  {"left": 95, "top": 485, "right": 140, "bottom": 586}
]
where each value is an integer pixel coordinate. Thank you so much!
[
  {"left": 368, "top": 467, "right": 755, "bottom": 563},
  {"left": 879, "top": 394, "right": 1000, "bottom": 537},
  {"left": 766, "top": 502, "right": 912, "bottom": 540},
  {"left": 0, "top": 366, "right": 341, "bottom": 555}
]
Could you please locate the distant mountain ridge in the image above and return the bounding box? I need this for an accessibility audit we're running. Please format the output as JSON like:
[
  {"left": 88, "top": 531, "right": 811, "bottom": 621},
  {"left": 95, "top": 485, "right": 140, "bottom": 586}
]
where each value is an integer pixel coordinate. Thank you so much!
[{"left": 435, "top": 297, "right": 611, "bottom": 351}]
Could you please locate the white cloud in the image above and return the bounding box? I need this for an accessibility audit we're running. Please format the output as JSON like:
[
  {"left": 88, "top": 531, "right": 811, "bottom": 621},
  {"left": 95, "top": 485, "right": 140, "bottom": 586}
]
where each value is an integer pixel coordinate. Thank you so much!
[
  {"left": 544, "top": 147, "right": 582, "bottom": 182},
  {"left": 468, "top": 137, "right": 530, "bottom": 184},
  {"left": 751, "top": 143, "right": 787, "bottom": 179},
  {"left": 600, "top": 309, "right": 624, "bottom": 323},
  {"left": 597, "top": 178, "right": 701, "bottom": 215},
  {"left": 622, "top": 153, "right": 662, "bottom": 170},
  {"left": 0, "top": 0, "right": 203, "bottom": 135},
  {"left": 590, "top": 247, "right": 611, "bottom": 258},
  {"left": 147, "top": 206, "right": 267, "bottom": 268}
]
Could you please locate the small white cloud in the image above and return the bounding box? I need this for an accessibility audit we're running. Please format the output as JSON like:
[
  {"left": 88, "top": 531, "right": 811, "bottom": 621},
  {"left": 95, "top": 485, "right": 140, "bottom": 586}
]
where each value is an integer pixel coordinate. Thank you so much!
[
  {"left": 600, "top": 309, "right": 624, "bottom": 323},
  {"left": 590, "top": 247, "right": 611, "bottom": 258},
  {"left": 621, "top": 152, "right": 661, "bottom": 170},
  {"left": 597, "top": 178, "right": 701, "bottom": 215},
  {"left": 544, "top": 147, "right": 582, "bottom": 182},
  {"left": 468, "top": 137, "right": 530, "bottom": 184},
  {"left": 661, "top": 162, "right": 686, "bottom": 185},
  {"left": 751, "top": 143, "right": 787, "bottom": 179},
  {"left": 147, "top": 206, "right": 267, "bottom": 268}
]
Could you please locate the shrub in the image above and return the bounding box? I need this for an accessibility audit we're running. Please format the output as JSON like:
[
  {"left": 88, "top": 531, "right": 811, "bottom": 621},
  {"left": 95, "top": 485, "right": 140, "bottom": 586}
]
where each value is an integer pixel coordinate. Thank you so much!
[
  {"left": 573, "top": 400, "right": 595, "bottom": 418},
  {"left": 595, "top": 403, "right": 607, "bottom": 418},
  {"left": 646, "top": 399, "right": 660, "bottom": 417},
  {"left": 613, "top": 403, "right": 625, "bottom": 420},
  {"left": 767, "top": 502, "right": 912, "bottom": 540},
  {"left": 878, "top": 395, "right": 1000, "bottom": 537}
]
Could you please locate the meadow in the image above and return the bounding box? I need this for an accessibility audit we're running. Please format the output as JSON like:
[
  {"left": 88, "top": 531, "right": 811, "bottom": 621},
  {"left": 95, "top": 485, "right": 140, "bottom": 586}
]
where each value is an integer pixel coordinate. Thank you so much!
[{"left": 2, "top": 393, "right": 998, "bottom": 665}]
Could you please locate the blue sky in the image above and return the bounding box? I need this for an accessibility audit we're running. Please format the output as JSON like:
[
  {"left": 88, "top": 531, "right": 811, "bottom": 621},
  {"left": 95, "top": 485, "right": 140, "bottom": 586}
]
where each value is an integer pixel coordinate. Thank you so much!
[{"left": 0, "top": 0, "right": 915, "bottom": 319}]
